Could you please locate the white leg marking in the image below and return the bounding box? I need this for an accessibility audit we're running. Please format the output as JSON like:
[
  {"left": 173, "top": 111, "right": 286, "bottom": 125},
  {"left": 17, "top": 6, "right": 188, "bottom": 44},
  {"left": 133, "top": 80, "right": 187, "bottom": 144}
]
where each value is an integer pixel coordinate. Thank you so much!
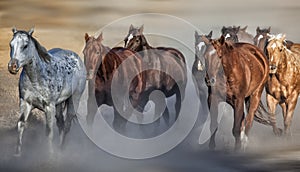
[{"left": 240, "top": 126, "right": 248, "bottom": 151}]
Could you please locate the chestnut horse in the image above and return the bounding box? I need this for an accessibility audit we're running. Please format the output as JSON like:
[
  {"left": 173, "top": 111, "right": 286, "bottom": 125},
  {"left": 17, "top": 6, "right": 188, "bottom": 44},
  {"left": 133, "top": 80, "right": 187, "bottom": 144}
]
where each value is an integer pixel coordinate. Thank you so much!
[
  {"left": 266, "top": 34, "right": 300, "bottom": 136},
  {"left": 83, "top": 33, "right": 143, "bottom": 130},
  {"left": 192, "top": 31, "right": 212, "bottom": 117},
  {"left": 203, "top": 35, "right": 270, "bottom": 150},
  {"left": 124, "top": 25, "right": 187, "bottom": 123}
]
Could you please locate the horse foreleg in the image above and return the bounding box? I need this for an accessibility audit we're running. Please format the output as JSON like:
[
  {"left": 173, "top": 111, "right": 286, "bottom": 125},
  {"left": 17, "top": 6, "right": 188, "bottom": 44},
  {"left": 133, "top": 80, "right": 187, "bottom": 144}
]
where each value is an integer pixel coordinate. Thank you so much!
[
  {"left": 232, "top": 98, "right": 245, "bottom": 151},
  {"left": 55, "top": 103, "right": 64, "bottom": 135},
  {"left": 15, "top": 100, "right": 32, "bottom": 156},
  {"left": 284, "top": 93, "right": 298, "bottom": 136},
  {"left": 86, "top": 84, "right": 98, "bottom": 126},
  {"left": 112, "top": 107, "right": 127, "bottom": 133},
  {"left": 266, "top": 94, "right": 281, "bottom": 136},
  {"left": 45, "top": 104, "right": 56, "bottom": 154},
  {"left": 208, "top": 94, "right": 219, "bottom": 150},
  {"left": 174, "top": 88, "right": 182, "bottom": 121}
]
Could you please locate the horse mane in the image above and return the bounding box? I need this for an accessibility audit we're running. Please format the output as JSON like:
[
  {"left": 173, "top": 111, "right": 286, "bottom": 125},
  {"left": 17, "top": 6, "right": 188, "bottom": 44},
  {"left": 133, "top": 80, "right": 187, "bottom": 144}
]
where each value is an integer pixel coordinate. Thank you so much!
[
  {"left": 99, "top": 47, "right": 123, "bottom": 81},
  {"left": 30, "top": 36, "right": 51, "bottom": 63}
]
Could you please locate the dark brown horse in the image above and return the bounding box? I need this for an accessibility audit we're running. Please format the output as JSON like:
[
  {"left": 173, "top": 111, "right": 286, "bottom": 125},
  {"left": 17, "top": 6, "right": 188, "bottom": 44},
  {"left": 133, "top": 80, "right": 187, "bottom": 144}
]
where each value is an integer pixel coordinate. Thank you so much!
[
  {"left": 203, "top": 35, "right": 270, "bottom": 150},
  {"left": 266, "top": 34, "right": 300, "bottom": 136},
  {"left": 124, "top": 25, "right": 187, "bottom": 123},
  {"left": 222, "top": 26, "right": 254, "bottom": 44},
  {"left": 253, "top": 27, "right": 271, "bottom": 52},
  {"left": 192, "top": 31, "right": 212, "bottom": 116},
  {"left": 83, "top": 32, "right": 144, "bottom": 130}
]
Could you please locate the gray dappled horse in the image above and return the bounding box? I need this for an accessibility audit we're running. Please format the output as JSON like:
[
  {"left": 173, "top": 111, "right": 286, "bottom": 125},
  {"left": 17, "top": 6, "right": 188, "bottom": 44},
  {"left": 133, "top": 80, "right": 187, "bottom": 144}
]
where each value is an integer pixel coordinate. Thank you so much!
[{"left": 8, "top": 28, "right": 86, "bottom": 156}]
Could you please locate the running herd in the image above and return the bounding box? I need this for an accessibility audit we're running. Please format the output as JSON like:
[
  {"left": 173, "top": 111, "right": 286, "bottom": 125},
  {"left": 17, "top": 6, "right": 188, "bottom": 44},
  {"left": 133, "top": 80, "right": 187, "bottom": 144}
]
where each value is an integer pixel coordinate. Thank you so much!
[{"left": 7, "top": 25, "right": 300, "bottom": 155}]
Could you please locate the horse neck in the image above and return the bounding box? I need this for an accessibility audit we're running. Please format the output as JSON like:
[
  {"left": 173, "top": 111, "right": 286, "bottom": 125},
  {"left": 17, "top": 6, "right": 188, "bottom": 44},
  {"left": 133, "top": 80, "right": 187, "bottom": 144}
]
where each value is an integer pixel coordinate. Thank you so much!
[
  {"left": 276, "top": 49, "right": 289, "bottom": 74},
  {"left": 23, "top": 46, "right": 48, "bottom": 83}
]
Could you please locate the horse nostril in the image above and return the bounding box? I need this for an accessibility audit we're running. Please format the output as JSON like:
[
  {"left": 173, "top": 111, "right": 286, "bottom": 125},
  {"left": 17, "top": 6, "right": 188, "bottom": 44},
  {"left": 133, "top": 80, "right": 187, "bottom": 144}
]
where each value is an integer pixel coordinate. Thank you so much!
[
  {"left": 210, "top": 78, "right": 216, "bottom": 85},
  {"left": 270, "top": 65, "right": 277, "bottom": 70}
]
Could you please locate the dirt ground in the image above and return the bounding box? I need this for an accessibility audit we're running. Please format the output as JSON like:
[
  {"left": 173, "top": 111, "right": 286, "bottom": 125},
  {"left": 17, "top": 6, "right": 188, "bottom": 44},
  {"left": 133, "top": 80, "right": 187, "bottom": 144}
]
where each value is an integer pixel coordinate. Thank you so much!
[{"left": 1, "top": 0, "right": 300, "bottom": 171}]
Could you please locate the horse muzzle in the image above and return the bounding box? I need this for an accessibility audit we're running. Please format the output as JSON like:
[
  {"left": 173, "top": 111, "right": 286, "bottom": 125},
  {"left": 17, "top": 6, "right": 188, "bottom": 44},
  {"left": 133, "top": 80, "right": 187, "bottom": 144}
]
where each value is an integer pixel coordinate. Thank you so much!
[
  {"left": 86, "top": 69, "right": 95, "bottom": 80},
  {"left": 269, "top": 65, "right": 277, "bottom": 74},
  {"left": 8, "top": 59, "right": 20, "bottom": 75},
  {"left": 206, "top": 77, "right": 216, "bottom": 86}
]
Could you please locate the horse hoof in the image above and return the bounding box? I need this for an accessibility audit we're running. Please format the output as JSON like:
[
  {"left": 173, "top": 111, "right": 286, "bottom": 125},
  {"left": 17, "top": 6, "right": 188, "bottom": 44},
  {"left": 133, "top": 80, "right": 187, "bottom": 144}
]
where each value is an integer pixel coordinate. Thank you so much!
[
  {"left": 273, "top": 128, "right": 283, "bottom": 136},
  {"left": 14, "top": 152, "right": 21, "bottom": 157}
]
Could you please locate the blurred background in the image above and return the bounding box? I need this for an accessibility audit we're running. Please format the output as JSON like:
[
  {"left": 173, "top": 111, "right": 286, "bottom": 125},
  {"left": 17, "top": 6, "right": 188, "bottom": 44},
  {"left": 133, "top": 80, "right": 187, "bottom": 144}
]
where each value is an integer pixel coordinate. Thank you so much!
[{"left": 1, "top": 0, "right": 300, "bottom": 171}]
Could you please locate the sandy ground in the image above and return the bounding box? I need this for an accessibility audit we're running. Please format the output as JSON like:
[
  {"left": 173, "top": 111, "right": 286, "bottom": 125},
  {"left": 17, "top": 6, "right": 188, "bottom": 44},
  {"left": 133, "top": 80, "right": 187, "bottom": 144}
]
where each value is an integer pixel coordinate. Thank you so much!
[{"left": 1, "top": 0, "right": 300, "bottom": 171}]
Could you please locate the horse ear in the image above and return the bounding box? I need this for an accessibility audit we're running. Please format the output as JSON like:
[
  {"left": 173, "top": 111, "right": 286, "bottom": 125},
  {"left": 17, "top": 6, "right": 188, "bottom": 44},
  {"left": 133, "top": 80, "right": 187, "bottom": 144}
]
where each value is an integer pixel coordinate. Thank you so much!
[
  {"left": 256, "top": 27, "right": 260, "bottom": 33},
  {"left": 208, "top": 31, "right": 213, "bottom": 38},
  {"left": 267, "top": 27, "right": 271, "bottom": 33},
  {"left": 139, "top": 25, "right": 144, "bottom": 34},
  {"left": 221, "top": 26, "right": 226, "bottom": 34},
  {"left": 219, "top": 35, "right": 225, "bottom": 45},
  {"left": 12, "top": 27, "right": 17, "bottom": 34},
  {"left": 28, "top": 28, "right": 34, "bottom": 36},
  {"left": 96, "top": 32, "right": 103, "bottom": 42},
  {"left": 195, "top": 31, "right": 199, "bottom": 39},
  {"left": 241, "top": 26, "right": 247, "bottom": 31},
  {"left": 84, "top": 33, "right": 90, "bottom": 42},
  {"left": 129, "top": 24, "right": 134, "bottom": 31},
  {"left": 280, "top": 34, "right": 286, "bottom": 41},
  {"left": 235, "top": 26, "right": 240, "bottom": 33}
]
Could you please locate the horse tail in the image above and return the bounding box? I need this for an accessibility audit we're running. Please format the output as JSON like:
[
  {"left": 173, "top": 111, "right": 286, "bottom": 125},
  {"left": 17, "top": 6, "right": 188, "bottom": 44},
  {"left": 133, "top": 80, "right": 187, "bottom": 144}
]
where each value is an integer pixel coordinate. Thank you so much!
[{"left": 253, "top": 101, "right": 272, "bottom": 126}]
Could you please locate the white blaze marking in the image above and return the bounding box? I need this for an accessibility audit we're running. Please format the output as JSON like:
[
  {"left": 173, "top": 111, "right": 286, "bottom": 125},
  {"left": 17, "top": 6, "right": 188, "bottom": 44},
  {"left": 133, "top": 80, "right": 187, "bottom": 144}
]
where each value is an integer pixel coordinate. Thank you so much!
[
  {"left": 209, "top": 49, "right": 216, "bottom": 56},
  {"left": 197, "top": 42, "right": 205, "bottom": 51},
  {"left": 197, "top": 60, "right": 203, "bottom": 71},
  {"left": 271, "top": 43, "right": 277, "bottom": 50},
  {"left": 257, "top": 35, "right": 263, "bottom": 43},
  {"left": 225, "top": 33, "right": 231, "bottom": 39},
  {"left": 128, "top": 34, "right": 133, "bottom": 42}
]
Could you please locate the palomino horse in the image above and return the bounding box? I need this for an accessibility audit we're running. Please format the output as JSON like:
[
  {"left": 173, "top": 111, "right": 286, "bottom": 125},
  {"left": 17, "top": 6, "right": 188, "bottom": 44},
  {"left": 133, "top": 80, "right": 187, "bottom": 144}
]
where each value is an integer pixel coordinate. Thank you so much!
[
  {"left": 124, "top": 25, "right": 187, "bottom": 124},
  {"left": 222, "top": 26, "right": 254, "bottom": 44},
  {"left": 266, "top": 34, "right": 300, "bottom": 136},
  {"left": 8, "top": 28, "right": 86, "bottom": 156},
  {"left": 83, "top": 32, "right": 143, "bottom": 130},
  {"left": 192, "top": 31, "right": 212, "bottom": 117},
  {"left": 203, "top": 35, "right": 270, "bottom": 150}
]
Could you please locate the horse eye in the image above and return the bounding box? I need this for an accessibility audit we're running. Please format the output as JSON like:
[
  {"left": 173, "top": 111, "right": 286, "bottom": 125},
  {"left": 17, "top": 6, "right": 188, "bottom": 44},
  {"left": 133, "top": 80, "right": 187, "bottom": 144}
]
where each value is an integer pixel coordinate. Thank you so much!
[
  {"left": 135, "top": 39, "right": 139, "bottom": 42},
  {"left": 23, "top": 45, "right": 28, "bottom": 49},
  {"left": 96, "top": 52, "right": 100, "bottom": 55}
]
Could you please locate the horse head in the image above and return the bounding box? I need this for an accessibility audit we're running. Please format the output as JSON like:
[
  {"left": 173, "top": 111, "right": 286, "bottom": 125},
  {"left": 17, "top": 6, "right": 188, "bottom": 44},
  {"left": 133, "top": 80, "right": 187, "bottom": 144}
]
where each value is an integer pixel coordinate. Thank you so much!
[
  {"left": 124, "top": 24, "right": 148, "bottom": 51},
  {"left": 221, "top": 26, "right": 239, "bottom": 43},
  {"left": 266, "top": 33, "right": 286, "bottom": 74},
  {"left": 8, "top": 27, "right": 50, "bottom": 75},
  {"left": 194, "top": 30, "right": 212, "bottom": 71},
  {"left": 201, "top": 35, "right": 223, "bottom": 86},
  {"left": 83, "top": 32, "right": 105, "bottom": 80},
  {"left": 254, "top": 27, "right": 271, "bottom": 50}
]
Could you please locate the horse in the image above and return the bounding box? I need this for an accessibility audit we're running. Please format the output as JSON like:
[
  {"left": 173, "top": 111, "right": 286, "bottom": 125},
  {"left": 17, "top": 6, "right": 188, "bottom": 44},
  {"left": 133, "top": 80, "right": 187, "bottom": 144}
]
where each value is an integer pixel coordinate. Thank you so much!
[
  {"left": 83, "top": 32, "right": 144, "bottom": 131},
  {"left": 8, "top": 28, "right": 86, "bottom": 156},
  {"left": 221, "top": 26, "right": 254, "bottom": 44},
  {"left": 124, "top": 25, "right": 187, "bottom": 124},
  {"left": 192, "top": 31, "right": 212, "bottom": 117},
  {"left": 253, "top": 27, "right": 271, "bottom": 52},
  {"left": 265, "top": 34, "right": 300, "bottom": 136},
  {"left": 202, "top": 35, "right": 270, "bottom": 150}
]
